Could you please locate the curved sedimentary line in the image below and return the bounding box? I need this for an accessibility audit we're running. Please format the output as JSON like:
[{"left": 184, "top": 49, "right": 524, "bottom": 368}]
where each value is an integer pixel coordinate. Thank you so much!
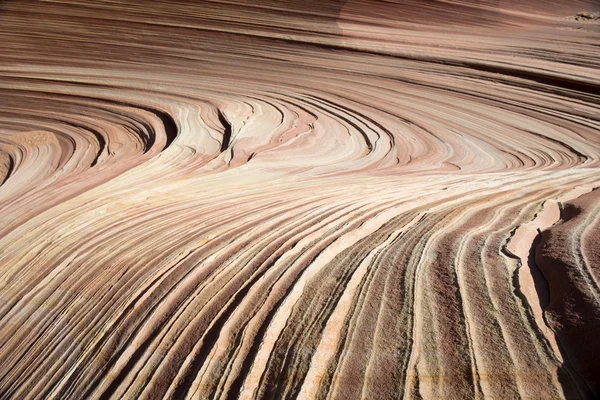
[
  {"left": 1, "top": 1, "right": 600, "bottom": 399},
  {"left": 300, "top": 212, "right": 423, "bottom": 398}
]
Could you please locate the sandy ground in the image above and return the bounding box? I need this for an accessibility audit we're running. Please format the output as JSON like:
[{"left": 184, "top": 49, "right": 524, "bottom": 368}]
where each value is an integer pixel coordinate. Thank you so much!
[{"left": 0, "top": 1, "right": 599, "bottom": 399}]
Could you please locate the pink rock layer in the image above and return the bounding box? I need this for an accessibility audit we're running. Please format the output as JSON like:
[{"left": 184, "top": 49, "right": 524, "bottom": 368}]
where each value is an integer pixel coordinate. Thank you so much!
[{"left": 0, "top": 1, "right": 599, "bottom": 399}]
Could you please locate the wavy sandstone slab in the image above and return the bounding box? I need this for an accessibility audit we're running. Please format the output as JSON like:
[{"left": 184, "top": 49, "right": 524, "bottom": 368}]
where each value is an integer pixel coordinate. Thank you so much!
[{"left": 0, "top": 1, "right": 599, "bottom": 399}]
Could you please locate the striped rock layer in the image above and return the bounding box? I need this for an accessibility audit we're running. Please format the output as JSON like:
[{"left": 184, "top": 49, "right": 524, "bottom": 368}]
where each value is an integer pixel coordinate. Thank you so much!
[{"left": 1, "top": 1, "right": 600, "bottom": 399}]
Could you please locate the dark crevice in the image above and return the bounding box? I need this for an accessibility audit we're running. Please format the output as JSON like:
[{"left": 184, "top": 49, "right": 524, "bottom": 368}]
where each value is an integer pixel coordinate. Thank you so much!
[
  {"left": 559, "top": 203, "right": 583, "bottom": 222},
  {"left": 527, "top": 229, "right": 550, "bottom": 310},
  {"left": 135, "top": 106, "right": 178, "bottom": 152},
  {"left": 60, "top": 121, "right": 105, "bottom": 167},
  {"left": 90, "top": 130, "right": 106, "bottom": 167},
  {"left": 218, "top": 110, "right": 232, "bottom": 152},
  {"left": 0, "top": 154, "right": 15, "bottom": 187},
  {"left": 153, "top": 109, "right": 178, "bottom": 151}
]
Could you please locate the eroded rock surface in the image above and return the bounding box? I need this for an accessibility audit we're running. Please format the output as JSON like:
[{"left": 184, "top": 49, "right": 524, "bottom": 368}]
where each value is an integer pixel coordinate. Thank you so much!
[{"left": 1, "top": 1, "right": 599, "bottom": 399}]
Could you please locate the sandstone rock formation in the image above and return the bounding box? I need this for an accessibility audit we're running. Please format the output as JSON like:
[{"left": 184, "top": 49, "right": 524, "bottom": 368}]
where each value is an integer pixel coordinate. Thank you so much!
[{"left": 0, "top": 1, "right": 599, "bottom": 399}]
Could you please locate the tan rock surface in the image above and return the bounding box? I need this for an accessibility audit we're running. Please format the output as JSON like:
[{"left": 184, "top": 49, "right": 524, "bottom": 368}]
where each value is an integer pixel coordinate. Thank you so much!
[{"left": 0, "top": 1, "right": 599, "bottom": 399}]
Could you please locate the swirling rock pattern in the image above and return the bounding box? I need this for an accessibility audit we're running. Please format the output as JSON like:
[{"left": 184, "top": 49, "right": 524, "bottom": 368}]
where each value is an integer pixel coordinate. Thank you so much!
[{"left": 1, "top": 1, "right": 599, "bottom": 399}]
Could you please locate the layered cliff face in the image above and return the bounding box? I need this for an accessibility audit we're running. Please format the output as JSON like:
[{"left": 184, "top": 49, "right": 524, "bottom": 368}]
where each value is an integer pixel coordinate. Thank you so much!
[{"left": 1, "top": 1, "right": 599, "bottom": 399}]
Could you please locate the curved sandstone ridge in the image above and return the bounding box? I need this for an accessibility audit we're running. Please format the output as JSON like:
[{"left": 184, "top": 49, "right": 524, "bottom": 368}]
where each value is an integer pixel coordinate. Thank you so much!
[{"left": 1, "top": 1, "right": 600, "bottom": 399}]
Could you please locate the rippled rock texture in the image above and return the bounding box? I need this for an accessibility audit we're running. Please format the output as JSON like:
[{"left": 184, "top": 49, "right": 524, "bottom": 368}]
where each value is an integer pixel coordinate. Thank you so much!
[{"left": 1, "top": 1, "right": 600, "bottom": 399}]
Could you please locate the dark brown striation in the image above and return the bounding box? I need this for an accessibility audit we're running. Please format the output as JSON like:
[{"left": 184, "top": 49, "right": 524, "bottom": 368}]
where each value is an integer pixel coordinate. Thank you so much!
[{"left": 1, "top": 1, "right": 600, "bottom": 399}]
